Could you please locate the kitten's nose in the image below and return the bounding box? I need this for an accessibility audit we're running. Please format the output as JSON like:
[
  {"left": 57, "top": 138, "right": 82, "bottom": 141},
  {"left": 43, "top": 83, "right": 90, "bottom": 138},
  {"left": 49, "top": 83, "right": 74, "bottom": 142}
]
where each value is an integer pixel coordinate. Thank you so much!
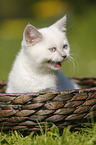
[{"left": 62, "top": 55, "right": 67, "bottom": 60}]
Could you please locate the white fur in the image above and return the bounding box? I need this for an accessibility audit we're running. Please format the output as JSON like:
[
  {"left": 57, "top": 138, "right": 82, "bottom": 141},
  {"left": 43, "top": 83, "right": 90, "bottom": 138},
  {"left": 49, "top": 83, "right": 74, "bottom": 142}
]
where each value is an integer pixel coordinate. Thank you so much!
[{"left": 6, "top": 16, "right": 79, "bottom": 93}]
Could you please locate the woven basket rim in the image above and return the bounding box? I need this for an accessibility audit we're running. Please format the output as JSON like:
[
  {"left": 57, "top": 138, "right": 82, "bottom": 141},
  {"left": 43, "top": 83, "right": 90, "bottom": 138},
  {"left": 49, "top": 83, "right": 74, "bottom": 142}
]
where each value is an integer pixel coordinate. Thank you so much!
[
  {"left": 0, "top": 86, "right": 96, "bottom": 95},
  {"left": 0, "top": 76, "right": 96, "bottom": 94}
]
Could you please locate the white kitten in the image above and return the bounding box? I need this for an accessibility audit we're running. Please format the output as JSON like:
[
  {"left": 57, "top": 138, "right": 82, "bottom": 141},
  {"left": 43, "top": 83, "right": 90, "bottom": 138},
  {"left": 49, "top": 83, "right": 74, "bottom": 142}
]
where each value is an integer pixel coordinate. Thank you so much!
[{"left": 6, "top": 16, "right": 79, "bottom": 93}]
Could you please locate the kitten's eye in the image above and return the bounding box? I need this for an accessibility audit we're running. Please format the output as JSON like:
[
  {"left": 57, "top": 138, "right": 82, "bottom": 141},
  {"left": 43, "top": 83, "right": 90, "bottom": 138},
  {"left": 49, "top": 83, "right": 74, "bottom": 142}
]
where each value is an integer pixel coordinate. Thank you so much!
[
  {"left": 49, "top": 47, "right": 56, "bottom": 52},
  {"left": 63, "top": 44, "right": 68, "bottom": 49}
]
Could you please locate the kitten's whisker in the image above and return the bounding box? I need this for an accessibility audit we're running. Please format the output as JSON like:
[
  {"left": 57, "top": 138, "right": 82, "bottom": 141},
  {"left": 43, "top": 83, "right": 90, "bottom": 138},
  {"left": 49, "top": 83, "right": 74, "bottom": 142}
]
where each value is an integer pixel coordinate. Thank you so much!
[
  {"left": 74, "top": 58, "right": 80, "bottom": 72},
  {"left": 68, "top": 55, "right": 79, "bottom": 72},
  {"left": 69, "top": 56, "right": 75, "bottom": 70},
  {"left": 71, "top": 54, "right": 80, "bottom": 71},
  {"left": 67, "top": 23, "right": 75, "bottom": 34}
]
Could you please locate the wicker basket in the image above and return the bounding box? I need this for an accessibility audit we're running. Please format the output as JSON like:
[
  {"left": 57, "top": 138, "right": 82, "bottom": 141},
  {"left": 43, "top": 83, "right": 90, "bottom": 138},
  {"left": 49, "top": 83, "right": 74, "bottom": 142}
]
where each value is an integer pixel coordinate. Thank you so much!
[{"left": 0, "top": 77, "right": 96, "bottom": 134}]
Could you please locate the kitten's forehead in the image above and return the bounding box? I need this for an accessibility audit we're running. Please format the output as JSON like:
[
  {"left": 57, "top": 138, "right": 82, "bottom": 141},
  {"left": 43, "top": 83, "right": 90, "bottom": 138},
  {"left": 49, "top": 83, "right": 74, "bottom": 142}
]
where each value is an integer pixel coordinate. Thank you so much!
[{"left": 39, "top": 27, "right": 66, "bottom": 45}]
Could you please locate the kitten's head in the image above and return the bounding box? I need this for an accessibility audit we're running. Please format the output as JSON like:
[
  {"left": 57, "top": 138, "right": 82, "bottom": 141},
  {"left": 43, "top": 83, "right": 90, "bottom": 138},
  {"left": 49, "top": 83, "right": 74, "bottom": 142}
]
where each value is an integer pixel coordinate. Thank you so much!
[{"left": 22, "top": 15, "right": 70, "bottom": 71}]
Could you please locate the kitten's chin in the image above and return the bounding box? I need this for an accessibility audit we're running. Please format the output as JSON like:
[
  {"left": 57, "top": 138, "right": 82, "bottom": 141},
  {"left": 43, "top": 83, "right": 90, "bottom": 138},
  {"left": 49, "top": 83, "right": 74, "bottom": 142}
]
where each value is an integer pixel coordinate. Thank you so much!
[{"left": 47, "top": 61, "right": 62, "bottom": 70}]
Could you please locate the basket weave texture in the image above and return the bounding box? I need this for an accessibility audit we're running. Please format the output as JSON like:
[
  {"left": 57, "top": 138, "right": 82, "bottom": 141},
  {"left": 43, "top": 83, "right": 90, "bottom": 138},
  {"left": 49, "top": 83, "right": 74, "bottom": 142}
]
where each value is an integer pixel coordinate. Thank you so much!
[{"left": 0, "top": 77, "right": 96, "bottom": 133}]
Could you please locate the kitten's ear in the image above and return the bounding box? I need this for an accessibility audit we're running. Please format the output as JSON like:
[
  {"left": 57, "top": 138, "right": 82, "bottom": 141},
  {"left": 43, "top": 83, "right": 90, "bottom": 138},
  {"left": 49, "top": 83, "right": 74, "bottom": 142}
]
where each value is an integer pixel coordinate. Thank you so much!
[
  {"left": 51, "top": 15, "right": 67, "bottom": 31},
  {"left": 24, "top": 24, "right": 42, "bottom": 45}
]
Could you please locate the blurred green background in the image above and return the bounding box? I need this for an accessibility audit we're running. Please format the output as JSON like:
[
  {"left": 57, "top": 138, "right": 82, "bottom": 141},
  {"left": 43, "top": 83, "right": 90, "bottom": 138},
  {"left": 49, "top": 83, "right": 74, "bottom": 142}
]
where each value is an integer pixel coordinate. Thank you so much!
[{"left": 0, "top": 0, "right": 96, "bottom": 80}]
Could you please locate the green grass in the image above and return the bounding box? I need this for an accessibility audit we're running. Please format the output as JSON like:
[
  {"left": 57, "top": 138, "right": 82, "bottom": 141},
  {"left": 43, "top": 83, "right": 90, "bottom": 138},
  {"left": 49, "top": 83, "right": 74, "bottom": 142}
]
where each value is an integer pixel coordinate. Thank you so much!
[{"left": 0, "top": 124, "right": 96, "bottom": 145}]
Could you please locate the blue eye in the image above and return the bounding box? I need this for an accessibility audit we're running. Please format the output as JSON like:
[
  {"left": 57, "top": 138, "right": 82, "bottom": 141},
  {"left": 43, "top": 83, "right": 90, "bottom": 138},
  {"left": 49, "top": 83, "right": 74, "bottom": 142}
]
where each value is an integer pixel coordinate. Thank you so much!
[
  {"left": 49, "top": 47, "right": 56, "bottom": 52},
  {"left": 63, "top": 44, "right": 68, "bottom": 49}
]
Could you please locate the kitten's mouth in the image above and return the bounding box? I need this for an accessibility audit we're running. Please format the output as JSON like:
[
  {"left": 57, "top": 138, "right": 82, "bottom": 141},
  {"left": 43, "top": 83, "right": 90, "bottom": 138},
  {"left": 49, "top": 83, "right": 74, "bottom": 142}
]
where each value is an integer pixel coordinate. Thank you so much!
[{"left": 47, "top": 61, "right": 62, "bottom": 70}]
